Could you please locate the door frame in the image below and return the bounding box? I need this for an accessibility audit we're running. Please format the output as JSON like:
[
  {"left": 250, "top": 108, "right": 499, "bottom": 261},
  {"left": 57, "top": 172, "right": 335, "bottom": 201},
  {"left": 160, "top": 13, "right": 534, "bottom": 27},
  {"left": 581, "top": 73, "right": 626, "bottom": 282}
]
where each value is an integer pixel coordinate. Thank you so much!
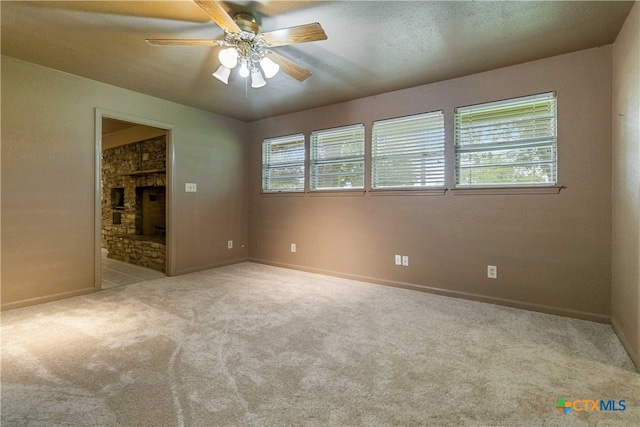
[{"left": 94, "top": 109, "right": 175, "bottom": 290}]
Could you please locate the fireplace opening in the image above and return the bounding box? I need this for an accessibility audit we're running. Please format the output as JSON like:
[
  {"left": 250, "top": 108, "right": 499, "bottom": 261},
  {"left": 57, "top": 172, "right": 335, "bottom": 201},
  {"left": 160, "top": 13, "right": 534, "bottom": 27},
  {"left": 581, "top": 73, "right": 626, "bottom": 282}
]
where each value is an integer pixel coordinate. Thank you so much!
[
  {"left": 136, "top": 186, "right": 166, "bottom": 238},
  {"left": 111, "top": 187, "right": 124, "bottom": 210}
]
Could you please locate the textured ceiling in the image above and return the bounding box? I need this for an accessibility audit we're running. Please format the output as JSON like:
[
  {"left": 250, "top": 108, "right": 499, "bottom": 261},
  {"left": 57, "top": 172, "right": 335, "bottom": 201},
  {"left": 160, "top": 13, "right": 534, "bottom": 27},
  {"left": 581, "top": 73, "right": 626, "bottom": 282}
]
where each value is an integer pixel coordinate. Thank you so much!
[{"left": 1, "top": 1, "right": 634, "bottom": 122}]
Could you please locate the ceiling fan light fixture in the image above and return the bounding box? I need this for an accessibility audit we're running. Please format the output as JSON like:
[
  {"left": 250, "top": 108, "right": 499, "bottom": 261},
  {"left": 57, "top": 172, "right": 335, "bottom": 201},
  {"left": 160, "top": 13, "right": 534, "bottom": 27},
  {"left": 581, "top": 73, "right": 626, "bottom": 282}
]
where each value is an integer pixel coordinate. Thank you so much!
[
  {"left": 218, "top": 47, "right": 238, "bottom": 68},
  {"left": 260, "top": 56, "right": 280, "bottom": 79},
  {"left": 212, "top": 65, "right": 231, "bottom": 84},
  {"left": 251, "top": 68, "right": 267, "bottom": 88}
]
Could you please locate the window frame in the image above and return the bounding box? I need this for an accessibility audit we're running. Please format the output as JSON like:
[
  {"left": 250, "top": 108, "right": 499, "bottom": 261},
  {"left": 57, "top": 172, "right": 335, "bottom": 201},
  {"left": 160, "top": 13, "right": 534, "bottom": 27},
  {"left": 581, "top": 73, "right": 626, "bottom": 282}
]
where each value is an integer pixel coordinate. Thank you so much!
[
  {"left": 371, "top": 110, "right": 446, "bottom": 190},
  {"left": 310, "top": 123, "right": 365, "bottom": 191},
  {"left": 261, "top": 133, "right": 306, "bottom": 193},
  {"left": 454, "top": 92, "right": 558, "bottom": 189}
]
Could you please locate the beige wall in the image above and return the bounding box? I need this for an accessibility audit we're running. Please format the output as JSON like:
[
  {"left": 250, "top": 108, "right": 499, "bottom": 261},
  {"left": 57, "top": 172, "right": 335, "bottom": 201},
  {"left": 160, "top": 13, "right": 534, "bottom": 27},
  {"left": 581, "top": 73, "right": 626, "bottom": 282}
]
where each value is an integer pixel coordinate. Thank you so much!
[
  {"left": 612, "top": 2, "right": 640, "bottom": 368},
  {"left": 1, "top": 56, "right": 248, "bottom": 309},
  {"left": 248, "top": 47, "right": 613, "bottom": 322}
]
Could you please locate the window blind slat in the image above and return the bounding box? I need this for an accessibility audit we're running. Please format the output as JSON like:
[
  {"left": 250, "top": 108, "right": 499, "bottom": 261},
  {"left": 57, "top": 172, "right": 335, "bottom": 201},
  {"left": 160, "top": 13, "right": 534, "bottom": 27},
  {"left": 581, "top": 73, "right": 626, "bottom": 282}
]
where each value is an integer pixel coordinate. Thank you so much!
[{"left": 456, "top": 136, "right": 556, "bottom": 153}]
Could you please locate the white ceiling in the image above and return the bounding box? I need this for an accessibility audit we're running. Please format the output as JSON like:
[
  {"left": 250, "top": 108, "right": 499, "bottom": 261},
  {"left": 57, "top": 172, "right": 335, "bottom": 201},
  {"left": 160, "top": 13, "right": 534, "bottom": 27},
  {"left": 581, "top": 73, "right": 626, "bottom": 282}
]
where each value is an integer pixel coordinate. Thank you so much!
[{"left": 1, "top": 1, "right": 634, "bottom": 122}]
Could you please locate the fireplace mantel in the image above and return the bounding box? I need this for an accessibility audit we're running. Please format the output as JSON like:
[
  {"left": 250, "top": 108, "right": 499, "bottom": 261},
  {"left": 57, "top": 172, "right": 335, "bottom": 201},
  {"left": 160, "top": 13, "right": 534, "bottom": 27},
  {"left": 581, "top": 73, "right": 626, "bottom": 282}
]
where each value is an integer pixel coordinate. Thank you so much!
[{"left": 117, "top": 169, "right": 165, "bottom": 177}]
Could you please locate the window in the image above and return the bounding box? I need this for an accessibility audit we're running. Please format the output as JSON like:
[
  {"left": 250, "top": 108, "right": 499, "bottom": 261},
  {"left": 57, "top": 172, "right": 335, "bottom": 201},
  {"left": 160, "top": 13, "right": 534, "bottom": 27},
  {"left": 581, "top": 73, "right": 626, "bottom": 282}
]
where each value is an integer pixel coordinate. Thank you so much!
[
  {"left": 371, "top": 111, "right": 445, "bottom": 189},
  {"left": 262, "top": 134, "right": 305, "bottom": 192},
  {"left": 455, "top": 92, "right": 557, "bottom": 187},
  {"left": 311, "top": 124, "right": 365, "bottom": 190}
]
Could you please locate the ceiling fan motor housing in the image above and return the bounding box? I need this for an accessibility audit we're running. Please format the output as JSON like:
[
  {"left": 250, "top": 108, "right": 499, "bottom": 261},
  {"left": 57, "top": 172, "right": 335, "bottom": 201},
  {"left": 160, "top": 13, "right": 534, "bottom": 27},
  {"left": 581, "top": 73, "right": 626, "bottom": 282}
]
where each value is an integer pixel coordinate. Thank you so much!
[{"left": 233, "top": 13, "right": 260, "bottom": 34}]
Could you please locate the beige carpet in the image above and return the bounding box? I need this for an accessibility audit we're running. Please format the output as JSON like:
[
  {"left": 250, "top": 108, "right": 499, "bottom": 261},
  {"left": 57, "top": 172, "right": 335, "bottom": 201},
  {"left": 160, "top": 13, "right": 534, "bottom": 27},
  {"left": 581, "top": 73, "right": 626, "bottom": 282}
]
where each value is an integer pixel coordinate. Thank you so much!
[{"left": 1, "top": 262, "right": 638, "bottom": 426}]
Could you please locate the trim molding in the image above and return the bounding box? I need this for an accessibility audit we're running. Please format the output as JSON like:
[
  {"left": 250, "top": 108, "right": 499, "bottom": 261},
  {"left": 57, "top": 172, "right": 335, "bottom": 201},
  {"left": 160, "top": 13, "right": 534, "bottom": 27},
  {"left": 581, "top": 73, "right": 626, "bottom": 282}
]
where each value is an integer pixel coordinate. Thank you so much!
[
  {"left": 94, "top": 109, "right": 176, "bottom": 286},
  {"left": 248, "top": 258, "right": 610, "bottom": 324},
  {"left": 1, "top": 288, "right": 95, "bottom": 311},
  {"left": 611, "top": 317, "right": 639, "bottom": 371}
]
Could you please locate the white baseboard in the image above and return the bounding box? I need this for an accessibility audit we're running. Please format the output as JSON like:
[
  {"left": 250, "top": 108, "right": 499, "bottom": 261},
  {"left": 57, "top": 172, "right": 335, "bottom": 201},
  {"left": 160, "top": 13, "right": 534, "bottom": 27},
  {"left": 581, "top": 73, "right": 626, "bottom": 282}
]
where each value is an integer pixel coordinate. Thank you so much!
[
  {"left": 611, "top": 317, "right": 639, "bottom": 371},
  {"left": 1, "top": 287, "right": 95, "bottom": 311}
]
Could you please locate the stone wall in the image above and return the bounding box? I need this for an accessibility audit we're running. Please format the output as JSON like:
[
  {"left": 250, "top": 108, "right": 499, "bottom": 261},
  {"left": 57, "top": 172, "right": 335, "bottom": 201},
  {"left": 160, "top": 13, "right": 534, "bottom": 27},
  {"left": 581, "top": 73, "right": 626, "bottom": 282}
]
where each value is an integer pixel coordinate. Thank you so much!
[
  {"left": 102, "top": 135, "right": 166, "bottom": 273},
  {"left": 108, "top": 236, "right": 166, "bottom": 272}
]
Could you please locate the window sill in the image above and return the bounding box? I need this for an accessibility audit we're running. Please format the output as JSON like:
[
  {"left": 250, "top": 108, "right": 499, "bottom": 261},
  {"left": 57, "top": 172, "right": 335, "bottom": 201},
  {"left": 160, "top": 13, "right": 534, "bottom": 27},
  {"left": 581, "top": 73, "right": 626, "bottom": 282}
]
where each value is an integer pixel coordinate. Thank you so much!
[
  {"left": 260, "top": 191, "right": 305, "bottom": 197},
  {"left": 451, "top": 185, "right": 564, "bottom": 195},
  {"left": 307, "top": 189, "right": 366, "bottom": 197},
  {"left": 368, "top": 188, "right": 447, "bottom": 196}
]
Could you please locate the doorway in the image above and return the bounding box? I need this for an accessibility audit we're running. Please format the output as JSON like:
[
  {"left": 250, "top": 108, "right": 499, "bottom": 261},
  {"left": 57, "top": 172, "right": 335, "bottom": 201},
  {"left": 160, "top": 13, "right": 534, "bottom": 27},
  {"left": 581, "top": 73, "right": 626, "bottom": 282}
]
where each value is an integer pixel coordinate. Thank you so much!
[{"left": 95, "top": 110, "right": 174, "bottom": 290}]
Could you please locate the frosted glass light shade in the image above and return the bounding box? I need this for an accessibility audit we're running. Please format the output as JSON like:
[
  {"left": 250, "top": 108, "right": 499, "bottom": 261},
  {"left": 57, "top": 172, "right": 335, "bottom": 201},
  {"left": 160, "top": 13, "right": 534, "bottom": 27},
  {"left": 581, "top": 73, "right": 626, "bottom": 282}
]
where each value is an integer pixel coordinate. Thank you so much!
[
  {"left": 238, "top": 61, "right": 250, "bottom": 78},
  {"left": 260, "top": 56, "right": 280, "bottom": 78},
  {"left": 251, "top": 68, "right": 266, "bottom": 88},
  {"left": 218, "top": 48, "right": 238, "bottom": 68},
  {"left": 212, "top": 65, "right": 231, "bottom": 84}
]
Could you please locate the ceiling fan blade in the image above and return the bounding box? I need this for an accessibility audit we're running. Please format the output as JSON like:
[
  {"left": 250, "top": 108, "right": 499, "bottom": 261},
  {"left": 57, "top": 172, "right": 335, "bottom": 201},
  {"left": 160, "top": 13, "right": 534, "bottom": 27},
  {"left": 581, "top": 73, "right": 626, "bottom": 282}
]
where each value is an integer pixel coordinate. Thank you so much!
[
  {"left": 146, "top": 39, "right": 224, "bottom": 47},
  {"left": 262, "top": 23, "right": 327, "bottom": 47},
  {"left": 266, "top": 51, "right": 312, "bottom": 82},
  {"left": 193, "top": 0, "right": 242, "bottom": 33}
]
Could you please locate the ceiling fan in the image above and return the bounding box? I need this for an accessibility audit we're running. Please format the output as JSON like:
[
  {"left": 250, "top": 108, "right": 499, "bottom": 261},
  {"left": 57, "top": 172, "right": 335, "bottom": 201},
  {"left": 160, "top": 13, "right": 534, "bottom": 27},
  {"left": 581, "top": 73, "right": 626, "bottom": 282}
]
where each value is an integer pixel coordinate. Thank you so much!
[{"left": 146, "top": 0, "right": 327, "bottom": 88}]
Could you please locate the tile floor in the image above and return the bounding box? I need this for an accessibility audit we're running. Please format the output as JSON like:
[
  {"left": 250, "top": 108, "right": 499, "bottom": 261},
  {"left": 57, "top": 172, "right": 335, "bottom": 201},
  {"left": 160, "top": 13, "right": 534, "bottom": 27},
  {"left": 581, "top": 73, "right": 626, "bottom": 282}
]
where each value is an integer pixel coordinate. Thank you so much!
[{"left": 101, "top": 249, "right": 165, "bottom": 289}]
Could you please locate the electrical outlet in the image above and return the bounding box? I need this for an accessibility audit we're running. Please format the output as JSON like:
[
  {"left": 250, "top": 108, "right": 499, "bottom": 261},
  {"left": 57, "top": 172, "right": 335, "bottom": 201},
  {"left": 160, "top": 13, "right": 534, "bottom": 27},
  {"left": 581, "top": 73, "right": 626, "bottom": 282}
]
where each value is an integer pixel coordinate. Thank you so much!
[
  {"left": 487, "top": 265, "right": 497, "bottom": 279},
  {"left": 291, "top": 243, "right": 296, "bottom": 253},
  {"left": 395, "top": 255, "right": 402, "bottom": 265},
  {"left": 185, "top": 183, "right": 197, "bottom": 192},
  {"left": 402, "top": 256, "right": 409, "bottom": 267},
  {"left": 227, "top": 240, "right": 233, "bottom": 249}
]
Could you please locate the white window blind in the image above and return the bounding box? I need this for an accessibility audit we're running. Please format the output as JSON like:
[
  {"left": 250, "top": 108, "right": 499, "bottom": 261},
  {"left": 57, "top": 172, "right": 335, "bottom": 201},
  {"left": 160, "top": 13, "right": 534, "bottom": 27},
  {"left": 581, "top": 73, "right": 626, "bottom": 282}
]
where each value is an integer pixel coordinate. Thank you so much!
[
  {"left": 455, "top": 92, "right": 557, "bottom": 187},
  {"left": 372, "top": 111, "right": 445, "bottom": 189},
  {"left": 262, "top": 134, "right": 305, "bottom": 192},
  {"left": 311, "top": 124, "right": 365, "bottom": 190}
]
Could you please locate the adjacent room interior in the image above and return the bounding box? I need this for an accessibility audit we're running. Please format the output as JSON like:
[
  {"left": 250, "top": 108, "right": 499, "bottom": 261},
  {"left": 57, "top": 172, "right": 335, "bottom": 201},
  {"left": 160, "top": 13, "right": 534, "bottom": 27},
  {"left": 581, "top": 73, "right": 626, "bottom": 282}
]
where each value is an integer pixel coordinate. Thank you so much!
[
  {"left": 100, "top": 118, "right": 169, "bottom": 288},
  {"left": 1, "top": 0, "right": 639, "bottom": 424}
]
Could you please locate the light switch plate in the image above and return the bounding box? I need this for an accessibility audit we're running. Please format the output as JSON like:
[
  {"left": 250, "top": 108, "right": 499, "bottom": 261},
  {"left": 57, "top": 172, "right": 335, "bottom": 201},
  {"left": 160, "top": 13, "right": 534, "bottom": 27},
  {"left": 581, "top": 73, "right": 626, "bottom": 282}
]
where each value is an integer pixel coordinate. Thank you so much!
[
  {"left": 488, "top": 265, "right": 498, "bottom": 279},
  {"left": 185, "top": 183, "right": 197, "bottom": 192}
]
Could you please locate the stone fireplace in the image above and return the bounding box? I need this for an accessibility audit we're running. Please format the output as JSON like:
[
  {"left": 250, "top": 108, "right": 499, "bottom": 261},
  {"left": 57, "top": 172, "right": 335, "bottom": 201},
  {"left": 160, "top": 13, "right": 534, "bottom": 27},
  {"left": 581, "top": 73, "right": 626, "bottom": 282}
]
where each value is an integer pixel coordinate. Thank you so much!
[{"left": 102, "top": 135, "right": 166, "bottom": 273}]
